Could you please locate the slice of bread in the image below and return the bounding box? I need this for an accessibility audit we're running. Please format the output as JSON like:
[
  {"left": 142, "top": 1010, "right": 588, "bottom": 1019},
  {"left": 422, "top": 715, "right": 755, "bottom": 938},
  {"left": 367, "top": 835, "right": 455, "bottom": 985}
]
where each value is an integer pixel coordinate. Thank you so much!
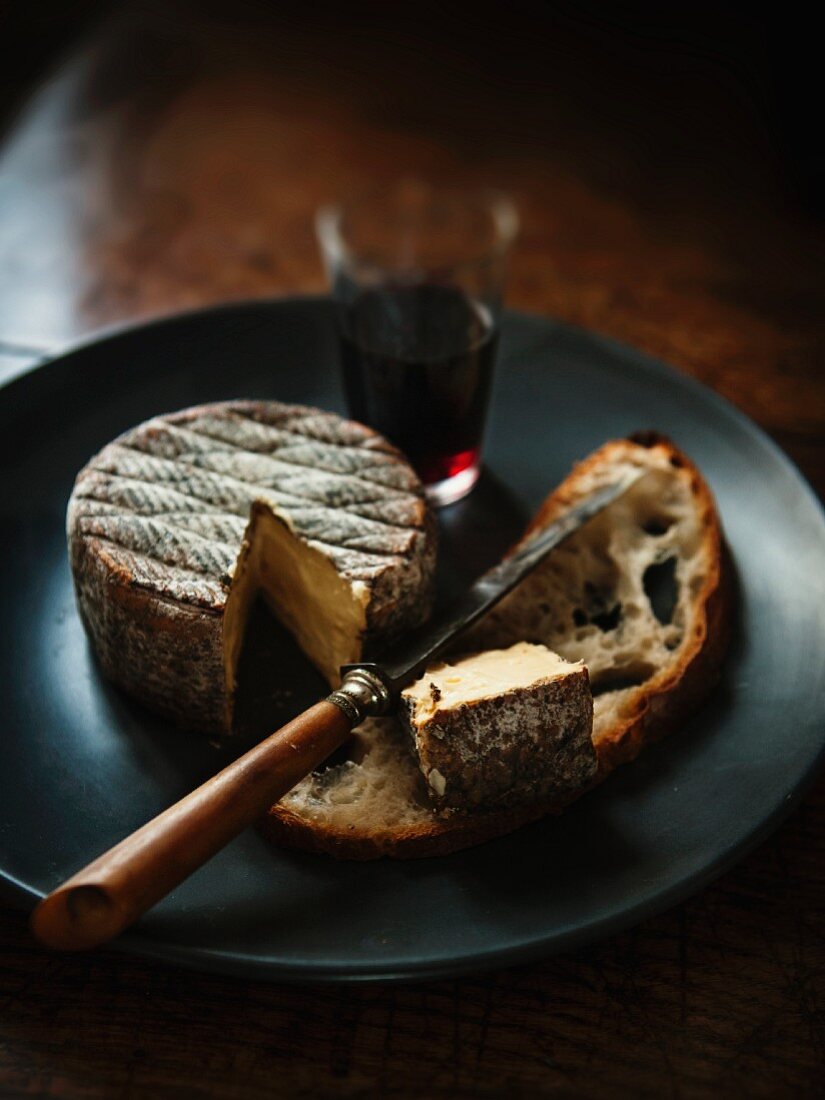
[{"left": 260, "top": 434, "right": 733, "bottom": 859}]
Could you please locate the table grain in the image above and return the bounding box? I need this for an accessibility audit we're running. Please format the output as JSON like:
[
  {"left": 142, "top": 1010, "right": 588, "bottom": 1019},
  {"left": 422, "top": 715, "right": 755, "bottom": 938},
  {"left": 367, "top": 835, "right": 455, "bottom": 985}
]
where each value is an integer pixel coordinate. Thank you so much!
[{"left": 1, "top": 8, "right": 823, "bottom": 1097}]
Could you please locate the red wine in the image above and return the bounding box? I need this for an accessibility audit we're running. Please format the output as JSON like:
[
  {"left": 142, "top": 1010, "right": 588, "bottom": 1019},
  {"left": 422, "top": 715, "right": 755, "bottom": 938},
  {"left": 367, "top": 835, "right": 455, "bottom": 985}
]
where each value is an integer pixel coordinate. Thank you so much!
[{"left": 339, "top": 285, "right": 497, "bottom": 487}]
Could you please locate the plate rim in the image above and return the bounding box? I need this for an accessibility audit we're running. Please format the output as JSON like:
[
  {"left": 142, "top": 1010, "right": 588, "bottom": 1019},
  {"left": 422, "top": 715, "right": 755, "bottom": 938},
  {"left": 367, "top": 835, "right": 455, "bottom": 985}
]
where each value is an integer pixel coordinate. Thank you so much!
[
  {"left": 2, "top": 296, "right": 824, "bottom": 983},
  {"left": 3, "top": 754, "right": 825, "bottom": 985}
]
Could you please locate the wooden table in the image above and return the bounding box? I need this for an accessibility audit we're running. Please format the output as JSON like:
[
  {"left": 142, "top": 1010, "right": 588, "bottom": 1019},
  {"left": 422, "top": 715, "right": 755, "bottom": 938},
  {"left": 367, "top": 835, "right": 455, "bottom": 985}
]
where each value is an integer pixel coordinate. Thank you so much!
[{"left": 1, "top": 8, "right": 823, "bottom": 1096}]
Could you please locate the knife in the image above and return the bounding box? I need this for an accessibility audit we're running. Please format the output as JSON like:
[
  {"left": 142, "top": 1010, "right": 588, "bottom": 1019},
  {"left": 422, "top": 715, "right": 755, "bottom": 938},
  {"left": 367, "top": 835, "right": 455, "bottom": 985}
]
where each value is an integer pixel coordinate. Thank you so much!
[{"left": 31, "top": 469, "right": 642, "bottom": 950}]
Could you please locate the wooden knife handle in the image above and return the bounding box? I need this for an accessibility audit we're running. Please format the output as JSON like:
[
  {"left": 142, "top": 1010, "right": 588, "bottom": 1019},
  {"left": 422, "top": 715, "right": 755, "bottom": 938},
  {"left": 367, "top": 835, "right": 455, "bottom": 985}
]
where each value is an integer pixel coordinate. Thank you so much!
[{"left": 30, "top": 701, "right": 353, "bottom": 951}]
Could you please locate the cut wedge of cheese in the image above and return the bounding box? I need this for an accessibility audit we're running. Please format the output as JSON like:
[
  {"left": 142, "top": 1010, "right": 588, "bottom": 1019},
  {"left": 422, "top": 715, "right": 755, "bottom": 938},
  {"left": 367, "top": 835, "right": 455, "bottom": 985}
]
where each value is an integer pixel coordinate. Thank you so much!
[
  {"left": 225, "top": 502, "right": 374, "bottom": 695},
  {"left": 68, "top": 400, "right": 437, "bottom": 734},
  {"left": 400, "top": 642, "right": 595, "bottom": 810}
]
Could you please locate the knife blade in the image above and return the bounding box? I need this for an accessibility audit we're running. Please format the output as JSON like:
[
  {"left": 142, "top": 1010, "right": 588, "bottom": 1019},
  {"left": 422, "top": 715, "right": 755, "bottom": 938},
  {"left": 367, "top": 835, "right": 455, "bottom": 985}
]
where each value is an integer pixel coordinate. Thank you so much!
[{"left": 334, "top": 467, "right": 645, "bottom": 719}]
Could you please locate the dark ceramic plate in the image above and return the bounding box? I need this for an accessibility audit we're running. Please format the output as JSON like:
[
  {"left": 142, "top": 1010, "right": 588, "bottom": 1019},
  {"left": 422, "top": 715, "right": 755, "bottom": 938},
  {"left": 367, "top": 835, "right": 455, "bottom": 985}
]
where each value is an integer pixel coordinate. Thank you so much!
[{"left": 1, "top": 298, "right": 824, "bottom": 983}]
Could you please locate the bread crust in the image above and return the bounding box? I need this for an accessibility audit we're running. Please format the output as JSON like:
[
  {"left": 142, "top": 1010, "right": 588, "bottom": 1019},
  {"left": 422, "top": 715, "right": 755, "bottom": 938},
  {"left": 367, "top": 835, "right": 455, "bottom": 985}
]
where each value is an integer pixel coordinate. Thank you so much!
[
  {"left": 521, "top": 432, "right": 733, "bottom": 776},
  {"left": 262, "top": 434, "right": 733, "bottom": 859}
]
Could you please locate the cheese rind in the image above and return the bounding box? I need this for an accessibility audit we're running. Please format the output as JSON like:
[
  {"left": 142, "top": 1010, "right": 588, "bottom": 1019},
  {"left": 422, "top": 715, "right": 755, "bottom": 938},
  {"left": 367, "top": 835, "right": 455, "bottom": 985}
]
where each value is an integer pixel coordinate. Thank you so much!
[
  {"left": 68, "top": 400, "right": 437, "bottom": 734},
  {"left": 400, "top": 642, "right": 595, "bottom": 811}
]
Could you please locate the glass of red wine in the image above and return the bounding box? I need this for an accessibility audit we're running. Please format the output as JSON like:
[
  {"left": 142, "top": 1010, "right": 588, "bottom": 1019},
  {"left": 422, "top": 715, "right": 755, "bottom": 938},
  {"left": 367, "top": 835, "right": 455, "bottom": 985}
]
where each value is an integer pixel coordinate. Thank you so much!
[{"left": 317, "top": 181, "right": 518, "bottom": 506}]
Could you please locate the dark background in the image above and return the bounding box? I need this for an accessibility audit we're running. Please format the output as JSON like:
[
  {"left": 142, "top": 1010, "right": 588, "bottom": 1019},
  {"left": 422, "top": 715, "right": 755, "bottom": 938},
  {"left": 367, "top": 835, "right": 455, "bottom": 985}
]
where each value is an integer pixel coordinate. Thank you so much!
[{"left": 1, "top": 1, "right": 821, "bottom": 215}]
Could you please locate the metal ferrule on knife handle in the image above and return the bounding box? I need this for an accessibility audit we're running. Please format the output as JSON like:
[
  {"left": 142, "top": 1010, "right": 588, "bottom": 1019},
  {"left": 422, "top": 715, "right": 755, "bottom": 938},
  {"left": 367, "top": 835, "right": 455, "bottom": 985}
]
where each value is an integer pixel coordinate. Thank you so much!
[{"left": 327, "top": 666, "right": 395, "bottom": 725}]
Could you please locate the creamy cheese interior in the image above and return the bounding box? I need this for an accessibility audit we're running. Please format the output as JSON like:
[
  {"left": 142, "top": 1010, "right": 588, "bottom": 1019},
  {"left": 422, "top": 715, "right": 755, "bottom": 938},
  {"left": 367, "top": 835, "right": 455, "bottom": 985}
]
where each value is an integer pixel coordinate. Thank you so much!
[
  {"left": 403, "top": 641, "right": 581, "bottom": 725},
  {"left": 224, "top": 502, "right": 369, "bottom": 699}
]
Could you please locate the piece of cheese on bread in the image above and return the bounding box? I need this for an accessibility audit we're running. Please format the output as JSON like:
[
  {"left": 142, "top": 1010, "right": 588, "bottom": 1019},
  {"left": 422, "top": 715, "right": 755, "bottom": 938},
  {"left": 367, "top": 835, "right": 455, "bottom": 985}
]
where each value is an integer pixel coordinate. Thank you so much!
[
  {"left": 68, "top": 400, "right": 437, "bottom": 734},
  {"left": 400, "top": 642, "right": 595, "bottom": 811}
]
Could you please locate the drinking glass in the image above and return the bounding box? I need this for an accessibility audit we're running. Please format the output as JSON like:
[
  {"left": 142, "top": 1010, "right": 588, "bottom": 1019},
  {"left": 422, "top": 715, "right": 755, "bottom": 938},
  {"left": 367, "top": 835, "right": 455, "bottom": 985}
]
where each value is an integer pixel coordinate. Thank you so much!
[{"left": 317, "top": 181, "right": 518, "bottom": 506}]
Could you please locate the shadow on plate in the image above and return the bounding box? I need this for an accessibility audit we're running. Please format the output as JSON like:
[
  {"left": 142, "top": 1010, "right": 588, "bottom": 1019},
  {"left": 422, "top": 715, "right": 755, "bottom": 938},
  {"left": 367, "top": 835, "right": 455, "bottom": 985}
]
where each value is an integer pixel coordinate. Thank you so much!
[{"left": 433, "top": 467, "right": 528, "bottom": 602}]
